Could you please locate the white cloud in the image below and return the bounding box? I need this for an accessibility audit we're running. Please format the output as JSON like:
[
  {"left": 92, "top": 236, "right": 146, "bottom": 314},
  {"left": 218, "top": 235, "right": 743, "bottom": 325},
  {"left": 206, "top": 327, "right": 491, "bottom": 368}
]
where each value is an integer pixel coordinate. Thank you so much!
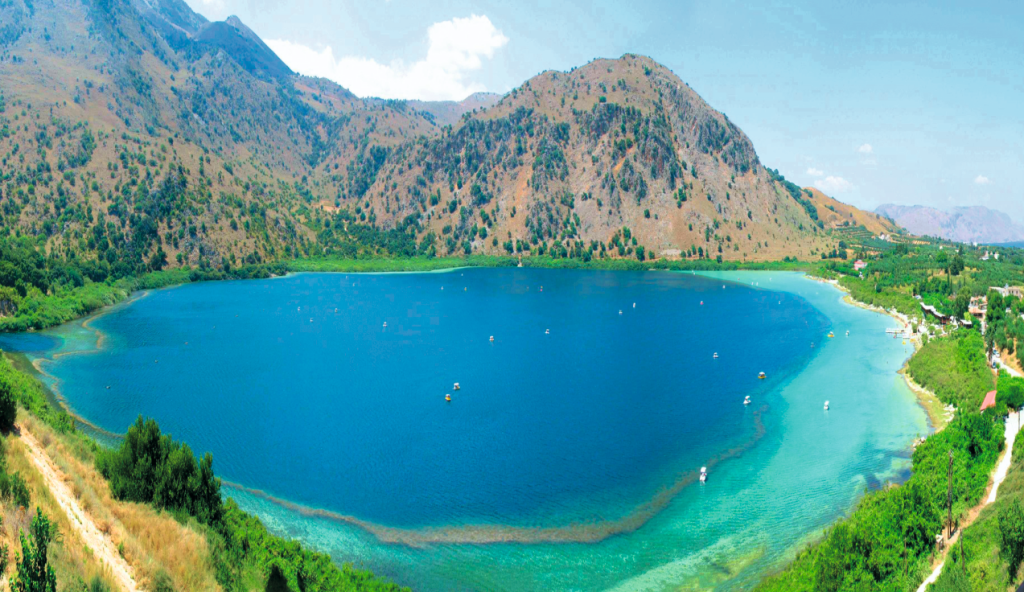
[
  {"left": 194, "top": 0, "right": 224, "bottom": 10},
  {"left": 266, "top": 15, "right": 508, "bottom": 101},
  {"left": 974, "top": 175, "right": 991, "bottom": 185},
  {"left": 806, "top": 167, "right": 824, "bottom": 177},
  {"left": 857, "top": 143, "right": 873, "bottom": 154},
  {"left": 814, "top": 176, "right": 853, "bottom": 194}
]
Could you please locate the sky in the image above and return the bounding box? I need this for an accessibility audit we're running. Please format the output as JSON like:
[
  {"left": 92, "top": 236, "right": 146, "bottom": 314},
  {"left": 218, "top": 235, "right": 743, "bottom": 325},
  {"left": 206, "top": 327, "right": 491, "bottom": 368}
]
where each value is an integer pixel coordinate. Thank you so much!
[{"left": 184, "top": 0, "right": 1024, "bottom": 222}]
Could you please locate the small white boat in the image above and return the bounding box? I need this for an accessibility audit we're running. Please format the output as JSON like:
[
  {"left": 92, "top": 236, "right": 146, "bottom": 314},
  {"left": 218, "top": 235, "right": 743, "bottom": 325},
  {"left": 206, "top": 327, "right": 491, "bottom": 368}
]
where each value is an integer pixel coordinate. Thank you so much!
[
  {"left": 619, "top": 310, "right": 623, "bottom": 315},
  {"left": 699, "top": 466, "right": 708, "bottom": 483},
  {"left": 310, "top": 318, "right": 313, "bottom": 323},
  {"left": 489, "top": 336, "right": 494, "bottom": 342},
  {"left": 545, "top": 329, "right": 550, "bottom": 335},
  {"left": 846, "top": 330, "right": 849, "bottom": 336},
  {"left": 744, "top": 395, "right": 751, "bottom": 405},
  {"left": 824, "top": 400, "right": 830, "bottom": 411},
  {"left": 383, "top": 322, "right": 387, "bottom": 328},
  {"left": 713, "top": 352, "right": 719, "bottom": 359},
  {"left": 453, "top": 382, "right": 460, "bottom": 391},
  {"left": 633, "top": 303, "right": 636, "bottom": 308}
]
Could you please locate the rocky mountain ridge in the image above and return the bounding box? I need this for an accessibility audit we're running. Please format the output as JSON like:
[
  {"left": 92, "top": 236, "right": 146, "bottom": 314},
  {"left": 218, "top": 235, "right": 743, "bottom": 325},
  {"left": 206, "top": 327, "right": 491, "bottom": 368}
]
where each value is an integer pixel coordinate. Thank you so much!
[{"left": 0, "top": 0, "right": 883, "bottom": 281}]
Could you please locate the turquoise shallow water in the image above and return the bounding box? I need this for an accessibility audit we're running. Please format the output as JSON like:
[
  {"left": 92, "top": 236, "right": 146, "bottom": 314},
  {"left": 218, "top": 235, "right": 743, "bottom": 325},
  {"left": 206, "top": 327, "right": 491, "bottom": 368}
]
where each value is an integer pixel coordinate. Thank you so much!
[{"left": 0, "top": 270, "right": 927, "bottom": 590}]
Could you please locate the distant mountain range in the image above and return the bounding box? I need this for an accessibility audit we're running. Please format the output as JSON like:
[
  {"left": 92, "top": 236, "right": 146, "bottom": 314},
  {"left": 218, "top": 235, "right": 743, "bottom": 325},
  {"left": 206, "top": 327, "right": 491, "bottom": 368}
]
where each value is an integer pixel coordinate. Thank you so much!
[
  {"left": 0, "top": 0, "right": 890, "bottom": 273},
  {"left": 875, "top": 205, "right": 1024, "bottom": 245}
]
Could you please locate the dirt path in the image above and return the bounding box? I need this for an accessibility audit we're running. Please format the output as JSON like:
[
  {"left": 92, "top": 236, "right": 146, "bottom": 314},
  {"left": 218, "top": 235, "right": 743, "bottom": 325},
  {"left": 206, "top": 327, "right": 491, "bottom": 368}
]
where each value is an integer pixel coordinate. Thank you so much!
[
  {"left": 18, "top": 425, "right": 138, "bottom": 591},
  {"left": 916, "top": 410, "right": 1022, "bottom": 591}
]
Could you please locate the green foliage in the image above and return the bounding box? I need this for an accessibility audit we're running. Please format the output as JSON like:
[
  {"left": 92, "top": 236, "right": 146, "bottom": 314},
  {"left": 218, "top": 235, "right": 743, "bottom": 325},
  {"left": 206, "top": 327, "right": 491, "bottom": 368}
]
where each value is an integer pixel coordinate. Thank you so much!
[
  {"left": 0, "top": 355, "right": 75, "bottom": 433},
  {"left": 998, "top": 498, "right": 1024, "bottom": 579},
  {"left": 908, "top": 331, "right": 994, "bottom": 410},
  {"left": 97, "top": 416, "right": 222, "bottom": 525},
  {"left": 997, "top": 372, "right": 1024, "bottom": 415},
  {"left": 932, "top": 559, "right": 971, "bottom": 592},
  {"left": 14, "top": 508, "right": 57, "bottom": 592},
  {"left": 0, "top": 379, "right": 16, "bottom": 431}
]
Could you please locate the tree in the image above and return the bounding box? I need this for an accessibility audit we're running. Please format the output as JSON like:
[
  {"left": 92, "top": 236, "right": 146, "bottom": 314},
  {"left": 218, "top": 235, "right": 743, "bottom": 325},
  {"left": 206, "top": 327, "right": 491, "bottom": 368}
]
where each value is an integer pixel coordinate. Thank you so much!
[
  {"left": 949, "top": 255, "right": 965, "bottom": 276},
  {"left": 999, "top": 498, "right": 1024, "bottom": 579},
  {"left": 0, "top": 380, "right": 16, "bottom": 431},
  {"left": 952, "top": 291, "right": 970, "bottom": 321},
  {"left": 14, "top": 508, "right": 57, "bottom": 592},
  {"left": 814, "top": 522, "right": 853, "bottom": 592}
]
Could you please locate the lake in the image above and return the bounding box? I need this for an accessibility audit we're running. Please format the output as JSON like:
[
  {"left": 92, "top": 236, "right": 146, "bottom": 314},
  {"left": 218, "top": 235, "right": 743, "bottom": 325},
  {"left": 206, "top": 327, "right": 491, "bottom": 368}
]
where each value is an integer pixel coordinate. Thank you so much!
[{"left": 0, "top": 269, "right": 928, "bottom": 590}]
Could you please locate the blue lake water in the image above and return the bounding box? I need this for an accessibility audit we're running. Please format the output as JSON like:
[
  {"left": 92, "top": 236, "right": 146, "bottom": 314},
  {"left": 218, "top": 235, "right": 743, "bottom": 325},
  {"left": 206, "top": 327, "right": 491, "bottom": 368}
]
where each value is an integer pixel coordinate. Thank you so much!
[{"left": 0, "top": 269, "right": 928, "bottom": 590}]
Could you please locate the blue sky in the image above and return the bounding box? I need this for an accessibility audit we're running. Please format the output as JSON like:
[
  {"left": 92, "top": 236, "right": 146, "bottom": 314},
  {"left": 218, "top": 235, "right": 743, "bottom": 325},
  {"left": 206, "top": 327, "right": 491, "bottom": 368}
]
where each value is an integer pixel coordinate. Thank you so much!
[{"left": 185, "top": 0, "right": 1024, "bottom": 221}]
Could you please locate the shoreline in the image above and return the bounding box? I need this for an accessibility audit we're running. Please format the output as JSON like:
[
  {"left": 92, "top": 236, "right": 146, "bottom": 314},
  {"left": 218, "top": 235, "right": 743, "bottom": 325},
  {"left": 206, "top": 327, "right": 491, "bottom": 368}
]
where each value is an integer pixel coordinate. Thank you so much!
[
  {"left": 19, "top": 290, "right": 156, "bottom": 441},
  {"left": 804, "top": 275, "right": 945, "bottom": 431}
]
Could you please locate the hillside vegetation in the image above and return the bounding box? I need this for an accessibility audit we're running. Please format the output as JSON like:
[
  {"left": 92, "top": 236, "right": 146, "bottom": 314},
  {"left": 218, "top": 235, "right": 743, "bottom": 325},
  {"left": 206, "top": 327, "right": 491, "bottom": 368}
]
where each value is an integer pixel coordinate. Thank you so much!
[{"left": 0, "top": 0, "right": 892, "bottom": 307}]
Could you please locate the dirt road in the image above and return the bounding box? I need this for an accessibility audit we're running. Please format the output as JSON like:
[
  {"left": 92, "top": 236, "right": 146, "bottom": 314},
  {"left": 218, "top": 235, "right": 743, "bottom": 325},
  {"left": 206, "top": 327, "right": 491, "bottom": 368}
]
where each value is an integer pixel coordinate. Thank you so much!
[{"left": 18, "top": 425, "right": 138, "bottom": 591}]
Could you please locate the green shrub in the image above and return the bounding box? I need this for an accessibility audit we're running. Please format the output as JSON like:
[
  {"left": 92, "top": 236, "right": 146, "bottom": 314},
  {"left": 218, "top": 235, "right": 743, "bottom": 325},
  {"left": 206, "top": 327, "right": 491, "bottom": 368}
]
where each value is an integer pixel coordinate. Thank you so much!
[
  {"left": 0, "top": 380, "right": 16, "bottom": 431},
  {"left": 14, "top": 508, "right": 57, "bottom": 592}
]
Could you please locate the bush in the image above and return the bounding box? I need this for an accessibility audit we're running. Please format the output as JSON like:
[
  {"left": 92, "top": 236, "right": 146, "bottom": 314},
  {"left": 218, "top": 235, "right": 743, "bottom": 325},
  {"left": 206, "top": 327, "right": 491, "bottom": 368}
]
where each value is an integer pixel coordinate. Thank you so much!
[
  {"left": 999, "top": 498, "right": 1024, "bottom": 579},
  {"left": 97, "top": 416, "right": 222, "bottom": 525},
  {"left": 0, "top": 381, "right": 16, "bottom": 431},
  {"left": 14, "top": 508, "right": 57, "bottom": 592}
]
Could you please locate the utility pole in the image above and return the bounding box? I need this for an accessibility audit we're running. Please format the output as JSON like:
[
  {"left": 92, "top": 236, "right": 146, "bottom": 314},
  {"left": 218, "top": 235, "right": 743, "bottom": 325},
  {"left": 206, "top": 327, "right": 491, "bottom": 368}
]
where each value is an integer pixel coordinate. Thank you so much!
[{"left": 947, "top": 450, "right": 954, "bottom": 539}]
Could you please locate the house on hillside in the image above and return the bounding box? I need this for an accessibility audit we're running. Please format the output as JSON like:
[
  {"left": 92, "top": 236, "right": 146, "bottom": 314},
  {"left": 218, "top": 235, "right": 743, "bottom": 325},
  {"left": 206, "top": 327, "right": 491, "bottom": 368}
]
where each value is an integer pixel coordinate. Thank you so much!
[
  {"left": 921, "top": 303, "right": 952, "bottom": 325},
  {"left": 853, "top": 260, "right": 868, "bottom": 272},
  {"left": 981, "top": 390, "right": 997, "bottom": 412},
  {"left": 969, "top": 296, "right": 988, "bottom": 320},
  {"left": 991, "top": 285, "right": 1024, "bottom": 299}
]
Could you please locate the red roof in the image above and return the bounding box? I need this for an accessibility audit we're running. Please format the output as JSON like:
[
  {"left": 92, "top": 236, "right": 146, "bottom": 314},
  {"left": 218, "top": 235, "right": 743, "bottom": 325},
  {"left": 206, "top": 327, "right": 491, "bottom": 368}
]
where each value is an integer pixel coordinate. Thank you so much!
[{"left": 981, "top": 390, "right": 998, "bottom": 411}]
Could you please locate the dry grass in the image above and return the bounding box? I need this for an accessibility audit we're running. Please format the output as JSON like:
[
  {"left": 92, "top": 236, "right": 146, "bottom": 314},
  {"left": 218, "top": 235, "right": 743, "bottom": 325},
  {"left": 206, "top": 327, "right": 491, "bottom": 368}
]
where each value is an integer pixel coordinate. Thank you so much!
[
  {"left": 5, "top": 422, "right": 120, "bottom": 590},
  {"left": 18, "top": 413, "right": 221, "bottom": 591}
]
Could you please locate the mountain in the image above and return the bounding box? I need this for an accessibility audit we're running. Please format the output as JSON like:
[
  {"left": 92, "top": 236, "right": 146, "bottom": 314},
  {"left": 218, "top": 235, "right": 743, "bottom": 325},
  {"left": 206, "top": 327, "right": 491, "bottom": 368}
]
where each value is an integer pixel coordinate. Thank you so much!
[
  {"left": 875, "top": 204, "right": 1024, "bottom": 245},
  {"left": 804, "top": 189, "right": 901, "bottom": 236},
  {"left": 0, "top": 0, "right": 882, "bottom": 283},
  {"left": 409, "top": 92, "right": 502, "bottom": 126}
]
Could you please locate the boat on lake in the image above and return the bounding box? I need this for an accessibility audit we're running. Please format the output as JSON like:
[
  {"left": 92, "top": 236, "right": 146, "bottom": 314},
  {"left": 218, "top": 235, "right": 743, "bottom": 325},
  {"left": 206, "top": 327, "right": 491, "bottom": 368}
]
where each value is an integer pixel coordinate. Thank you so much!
[
  {"left": 445, "top": 394, "right": 451, "bottom": 402},
  {"left": 453, "top": 382, "right": 460, "bottom": 391},
  {"left": 824, "top": 400, "right": 830, "bottom": 411},
  {"left": 700, "top": 466, "right": 708, "bottom": 483},
  {"left": 744, "top": 395, "right": 752, "bottom": 405},
  {"left": 758, "top": 372, "right": 766, "bottom": 380}
]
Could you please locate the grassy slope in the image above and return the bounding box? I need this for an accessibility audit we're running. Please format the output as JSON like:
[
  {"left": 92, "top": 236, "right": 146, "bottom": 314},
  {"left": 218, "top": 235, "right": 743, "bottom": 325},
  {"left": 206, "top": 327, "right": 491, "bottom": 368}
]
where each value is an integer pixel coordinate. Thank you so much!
[{"left": 932, "top": 433, "right": 1024, "bottom": 591}]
